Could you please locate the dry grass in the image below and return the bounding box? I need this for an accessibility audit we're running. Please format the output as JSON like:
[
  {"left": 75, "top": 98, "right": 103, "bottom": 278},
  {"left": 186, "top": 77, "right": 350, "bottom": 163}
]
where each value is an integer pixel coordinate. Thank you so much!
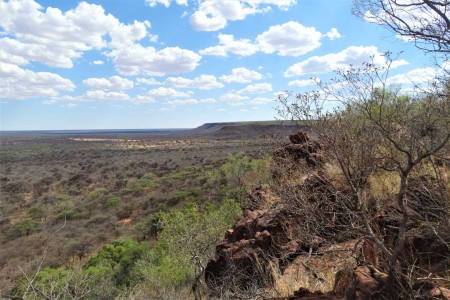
[{"left": 367, "top": 171, "right": 401, "bottom": 206}]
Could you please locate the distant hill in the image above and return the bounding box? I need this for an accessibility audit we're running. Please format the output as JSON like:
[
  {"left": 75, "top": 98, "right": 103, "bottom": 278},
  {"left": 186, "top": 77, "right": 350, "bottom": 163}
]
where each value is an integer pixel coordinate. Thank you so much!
[{"left": 190, "top": 120, "right": 303, "bottom": 140}]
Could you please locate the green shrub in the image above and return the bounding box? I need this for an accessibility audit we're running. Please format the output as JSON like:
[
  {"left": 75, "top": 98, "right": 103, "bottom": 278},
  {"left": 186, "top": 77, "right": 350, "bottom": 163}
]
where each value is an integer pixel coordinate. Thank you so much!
[
  {"left": 134, "top": 199, "right": 241, "bottom": 287},
  {"left": 125, "top": 173, "right": 159, "bottom": 192},
  {"left": 54, "top": 194, "right": 71, "bottom": 202},
  {"left": 84, "top": 237, "right": 148, "bottom": 290},
  {"left": 105, "top": 195, "right": 121, "bottom": 208},
  {"left": 89, "top": 188, "right": 109, "bottom": 200},
  {"left": 28, "top": 205, "right": 46, "bottom": 220},
  {"left": 166, "top": 189, "right": 194, "bottom": 206},
  {"left": 208, "top": 152, "right": 271, "bottom": 201},
  {"left": 163, "top": 166, "right": 199, "bottom": 180},
  {"left": 10, "top": 219, "right": 38, "bottom": 237}
]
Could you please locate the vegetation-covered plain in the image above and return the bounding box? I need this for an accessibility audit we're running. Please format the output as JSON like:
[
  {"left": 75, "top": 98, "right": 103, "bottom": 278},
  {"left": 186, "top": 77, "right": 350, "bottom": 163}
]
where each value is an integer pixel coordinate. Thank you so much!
[{"left": 0, "top": 125, "right": 283, "bottom": 298}]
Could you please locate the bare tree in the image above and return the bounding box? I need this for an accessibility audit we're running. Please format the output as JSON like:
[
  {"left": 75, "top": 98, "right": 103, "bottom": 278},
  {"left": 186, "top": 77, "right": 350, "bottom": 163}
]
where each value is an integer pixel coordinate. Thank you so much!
[
  {"left": 277, "top": 52, "right": 450, "bottom": 297},
  {"left": 353, "top": 0, "right": 450, "bottom": 53}
]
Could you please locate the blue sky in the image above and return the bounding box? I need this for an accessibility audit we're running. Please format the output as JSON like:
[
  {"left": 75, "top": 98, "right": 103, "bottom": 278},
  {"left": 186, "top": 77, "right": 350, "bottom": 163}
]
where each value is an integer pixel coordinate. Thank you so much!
[{"left": 0, "top": 0, "right": 439, "bottom": 130}]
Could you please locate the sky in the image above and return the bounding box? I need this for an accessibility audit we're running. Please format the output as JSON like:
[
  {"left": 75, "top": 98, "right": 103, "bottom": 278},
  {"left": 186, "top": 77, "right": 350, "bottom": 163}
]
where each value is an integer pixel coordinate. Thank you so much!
[{"left": 0, "top": 0, "right": 441, "bottom": 130}]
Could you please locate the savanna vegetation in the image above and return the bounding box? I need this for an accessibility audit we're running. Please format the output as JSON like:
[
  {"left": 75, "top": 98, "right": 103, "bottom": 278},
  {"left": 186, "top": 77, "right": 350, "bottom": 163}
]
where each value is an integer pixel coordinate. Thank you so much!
[
  {"left": 0, "top": 128, "right": 279, "bottom": 298},
  {"left": 1, "top": 1, "right": 450, "bottom": 299}
]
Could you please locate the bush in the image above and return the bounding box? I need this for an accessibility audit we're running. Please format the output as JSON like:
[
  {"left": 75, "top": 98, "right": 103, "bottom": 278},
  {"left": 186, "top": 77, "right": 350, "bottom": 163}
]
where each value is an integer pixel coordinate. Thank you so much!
[
  {"left": 89, "top": 188, "right": 109, "bottom": 200},
  {"left": 104, "top": 195, "right": 121, "bottom": 208},
  {"left": 84, "top": 237, "right": 148, "bottom": 290},
  {"left": 10, "top": 219, "right": 38, "bottom": 237},
  {"left": 134, "top": 199, "right": 241, "bottom": 289},
  {"left": 166, "top": 189, "right": 194, "bottom": 206},
  {"left": 208, "top": 152, "right": 271, "bottom": 201}
]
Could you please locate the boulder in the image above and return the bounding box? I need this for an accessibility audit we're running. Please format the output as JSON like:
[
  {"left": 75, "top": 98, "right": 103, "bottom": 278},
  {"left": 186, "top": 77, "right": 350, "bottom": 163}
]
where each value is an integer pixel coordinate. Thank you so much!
[
  {"left": 289, "top": 132, "right": 310, "bottom": 144},
  {"left": 274, "top": 131, "right": 323, "bottom": 167}
]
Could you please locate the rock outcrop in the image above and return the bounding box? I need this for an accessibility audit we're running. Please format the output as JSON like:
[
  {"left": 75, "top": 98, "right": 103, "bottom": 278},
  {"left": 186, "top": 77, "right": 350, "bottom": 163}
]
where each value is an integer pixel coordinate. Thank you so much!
[
  {"left": 273, "top": 131, "right": 323, "bottom": 167},
  {"left": 206, "top": 131, "right": 450, "bottom": 299}
]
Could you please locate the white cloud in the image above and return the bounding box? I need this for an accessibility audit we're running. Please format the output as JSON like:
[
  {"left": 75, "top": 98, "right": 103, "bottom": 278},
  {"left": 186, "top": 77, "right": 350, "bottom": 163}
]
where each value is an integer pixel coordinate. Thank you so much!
[
  {"left": 238, "top": 83, "right": 272, "bottom": 94},
  {"left": 220, "top": 67, "right": 263, "bottom": 83},
  {"left": 249, "top": 97, "right": 274, "bottom": 104},
  {"left": 201, "top": 21, "right": 330, "bottom": 58},
  {"left": 82, "top": 76, "right": 133, "bottom": 90},
  {"left": 167, "top": 98, "right": 199, "bottom": 105},
  {"left": 189, "top": 0, "right": 296, "bottom": 31},
  {"left": 134, "top": 94, "right": 156, "bottom": 103},
  {"left": 83, "top": 90, "right": 130, "bottom": 101},
  {"left": 0, "top": 0, "right": 149, "bottom": 68},
  {"left": 200, "top": 98, "right": 216, "bottom": 103},
  {"left": 387, "top": 67, "right": 437, "bottom": 85},
  {"left": 288, "top": 78, "right": 318, "bottom": 87},
  {"left": 0, "top": 48, "right": 29, "bottom": 65},
  {"left": 325, "top": 28, "right": 342, "bottom": 40},
  {"left": 108, "top": 44, "right": 201, "bottom": 76},
  {"left": 133, "top": 87, "right": 192, "bottom": 104},
  {"left": 199, "top": 34, "right": 258, "bottom": 57},
  {"left": 92, "top": 60, "right": 104, "bottom": 65},
  {"left": 257, "top": 21, "right": 322, "bottom": 56},
  {"left": 147, "top": 87, "right": 192, "bottom": 98},
  {"left": 0, "top": 62, "right": 75, "bottom": 99},
  {"left": 145, "top": 0, "right": 188, "bottom": 7},
  {"left": 136, "top": 77, "right": 162, "bottom": 85},
  {"left": 164, "top": 75, "right": 224, "bottom": 90},
  {"left": 149, "top": 34, "right": 159, "bottom": 43},
  {"left": 220, "top": 92, "right": 249, "bottom": 102},
  {"left": 284, "top": 46, "right": 408, "bottom": 77}
]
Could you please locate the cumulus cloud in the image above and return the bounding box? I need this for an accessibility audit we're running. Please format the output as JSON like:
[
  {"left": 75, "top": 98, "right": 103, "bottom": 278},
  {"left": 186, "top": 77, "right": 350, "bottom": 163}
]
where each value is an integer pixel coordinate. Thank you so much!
[
  {"left": 82, "top": 76, "right": 133, "bottom": 90},
  {"left": 92, "top": 60, "right": 104, "bottom": 65},
  {"left": 189, "top": 0, "right": 296, "bottom": 32},
  {"left": 164, "top": 75, "right": 224, "bottom": 90},
  {"left": 220, "top": 92, "right": 249, "bottom": 102},
  {"left": 220, "top": 67, "right": 263, "bottom": 83},
  {"left": 288, "top": 78, "right": 318, "bottom": 87},
  {"left": 201, "top": 22, "right": 337, "bottom": 58},
  {"left": 387, "top": 67, "right": 437, "bottom": 85},
  {"left": 0, "top": 0, "right": 150, "bottom": 68},
  {"left": 108, "top": 44, "right": 201, "bottom": 76},
  {"left": 133, "top": 87, "right": 191, "bottom": 103},
  {"left": 83, "top": 90, "right": 130, "bottom": 101},
  {"left": 0, "top": 62, "right": 75, "bottom": 99},
  {"left": 167, "top": 98, "right": 198, "bottom": 105},
  {"left": 257, "top": 21, "right": 322, "bottom": 56},
  {"left": 284, "top": 46, "right": 408, "bottom": 77},
  {"left": 325, "top": 28, "right": 342, "bottom": 40},
  {"left": 238, "top": 83, "right": 272, "bottom": 94},
  {"left": 199, "top": 34, "right": 258, "bottom": 57},
  {"left": 146, "top": 87, "right": 192, "bottom": 98},
  {"left": 200, "top": 98, "right": 217, "bottom": 103},
  {"left": 134, "top": 94, "right": 156, "bottom": 103},
  {"left": 249, "top": 97, "right": 274, "bottom": 104},
  {"left": 136, "top": 77, "right": 162, "bottom": 85},
  {"left": 145, "top": 0, "right": 188, "bottom": 7}
]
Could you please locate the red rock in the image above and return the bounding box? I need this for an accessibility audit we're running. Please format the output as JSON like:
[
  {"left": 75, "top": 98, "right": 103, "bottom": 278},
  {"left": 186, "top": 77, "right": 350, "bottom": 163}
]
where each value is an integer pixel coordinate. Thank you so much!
[{"left": 289, "top": 131, "right": 310, "bottom": 144}]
